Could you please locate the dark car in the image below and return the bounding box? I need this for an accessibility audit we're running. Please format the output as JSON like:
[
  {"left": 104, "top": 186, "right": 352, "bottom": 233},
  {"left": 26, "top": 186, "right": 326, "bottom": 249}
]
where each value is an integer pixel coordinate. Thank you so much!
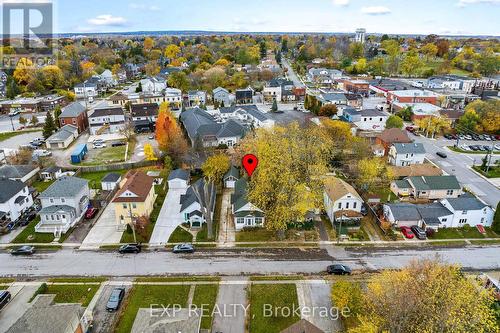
[
  {"left": 472, "top": 135, "right": 480, "bottom": 141},
  {"left": 106, "top": 287, "right": 125, "bottom": 312},
  {"left": 10, "top": 245, "right": 35, "bottom": 255},
  {"left": 172, "top": 243, "right": 195, "bottom": 254},
  {"left": 478, "top": 145, "right": 487, "bottom": 151},
  {"left": 111, "top": 141, "right": 126, "bottom": 147},
  {"left": 18, "top": 211, "right": 37, "bottom": 227},
  {"left": 327, "top": 264, "right": 352, "bottom": 275},
  {"left": 360, "top": 204, "right": 368, "bottom": 216},
  {"left": 444, "top": 134, "right": 453, "bottom": 140},
  {"left": 436, "top": 152, "right": 447, "bottom": 158},
  {"left": 470, "top": 145, "right": 480, "bottom": 151},
  {"left": 118, "top": 243, "right": 142, "bottom": 254},
  {"left": 0, "top": 290, "right": 12, "bottom": 311},
  {"left": 84, "top": 207, "right": 98, "bottom": 220},
  {"left": 410, "top": 225, "right": 427, "bottom": 240}
]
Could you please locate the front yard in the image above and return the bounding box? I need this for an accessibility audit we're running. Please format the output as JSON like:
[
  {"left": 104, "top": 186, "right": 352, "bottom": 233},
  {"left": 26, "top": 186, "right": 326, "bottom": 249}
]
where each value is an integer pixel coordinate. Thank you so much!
[
  {"left": 168, "top": 226, "right": 193, "bottom": 243},
  {"left": 429, "top": 227, "right": 499, "bottom": 239},
  {"left": 192, "top": 284, "right": 219, "bottom": 330},
  {"left": 11, "top": 217, "right": 54, "bottom": 243},
  {"left": 30, "top": 282, "right": 100, "bottom": 307}
]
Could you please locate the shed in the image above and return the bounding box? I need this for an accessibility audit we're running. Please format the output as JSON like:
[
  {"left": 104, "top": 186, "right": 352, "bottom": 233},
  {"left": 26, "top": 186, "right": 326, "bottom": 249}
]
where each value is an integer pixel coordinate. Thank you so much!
[
  {"left": 224, "top": 165, "right": 240, "bottom": 188},
  {"left": 101, "top": 173, "right": 121, "bottom": 191},
  {"left": 70, "top": 144, "right": 87, "bottom": 164}
]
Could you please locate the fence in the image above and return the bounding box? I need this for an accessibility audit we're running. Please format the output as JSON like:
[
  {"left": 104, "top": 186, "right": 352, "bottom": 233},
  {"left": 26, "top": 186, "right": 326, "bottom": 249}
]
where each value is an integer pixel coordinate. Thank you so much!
[{"left": 64, "top": 159, "right": 157, "bottom": 173}]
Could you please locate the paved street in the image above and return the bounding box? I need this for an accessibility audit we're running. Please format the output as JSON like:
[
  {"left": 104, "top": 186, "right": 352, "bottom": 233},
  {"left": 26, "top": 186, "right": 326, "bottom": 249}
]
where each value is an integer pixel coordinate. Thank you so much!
[
  {"left": 282, "top": 58, "right": 305, "bottom": 88},
  {"left": 0, "top": 245, "right": 499, "bottom": 277},
  {"left": 413, "top": 134, "right": 500, "bottom": 207}
]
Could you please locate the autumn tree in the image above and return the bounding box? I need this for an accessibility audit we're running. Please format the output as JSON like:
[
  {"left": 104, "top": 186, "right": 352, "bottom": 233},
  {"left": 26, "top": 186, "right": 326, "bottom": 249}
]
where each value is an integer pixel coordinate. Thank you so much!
[
  {"left": 193, "top": 154, "right": 230, "bottom": 239},
  {"left": 53, "top": 105, "right": 62, "bottom": 128},
  {"left": 168, "top": 71, "right": 190, "bottom": 92},
  {"left": 401, "top": 51, "right": 424, "bottom": 77},
  {"left": 18, "top": 116, "right": 27, "bottom": 127},
  {"left": 155, "top": 102, "right": 188, "bottom": 163},
  {"left": 318, "top": 104, "right": 338, "bottom": 117},
  {"left": 462, "top": 100, "right": 500, "bottom": 133},
  {"left": 420, "top": 43, "right": 438, "bottom": 61},
  {"left": 30, "top": 115, "right": 39, "bottom": 127},
  {"left": 145, "top": 60, "right": 160, "bottom": 77},
  {"left": 164, "top": 44, "right": 181, "bottom": 60},
  {"left": 13, "top": 58, "right": 33, "bottom": 85},
  {"left": 143, "top": 37, "right": 155, "bottom": 52},
  {"left": 144, "top": 143, "right": 157, "bottom": 161},
  {"left": 415, "top": 115, "right": 450, "bottom": 138},
  {"left": 386, "top": 115, "right": 404, "bottom": 129},
  {"left": 356, "top": 157, "right": 393, "bottom": 192},
  {"left": 80, "top": 61, "right": 96, "bottom": 80}
]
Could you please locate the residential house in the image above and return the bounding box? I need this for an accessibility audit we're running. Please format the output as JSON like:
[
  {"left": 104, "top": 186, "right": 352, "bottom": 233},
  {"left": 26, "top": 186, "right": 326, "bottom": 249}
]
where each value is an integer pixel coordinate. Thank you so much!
[
  {"left": 317, "top": 92, "right": 347, "bottom": 106},
  {"left": 213, "top": 87, "right": 232, "bottom": 107},
  {"left": 386, "top": 89, "right": 439, "bottom": 105},
  {"left": 0, "top": 164, "right": 39, "bottom": 183},
  {"left": 390, "top": 175, "right": 462, "bottom": 200},
  {"left": 231, "top": 178, "right": 264, "bottom": 230},
  {"left": 344, "top": 93, "right": 363, "bottom": 109},
  {"left": 89, "top": 107, "right": 126, "bottom": 136},
  {"left": 108, "top": 93, "right": 129, "bottom": 107},
  {"left": 140, "top": 77, "right": 166, "bottom": 94},
  {"left": 439, "top": 109, "right": 463, "bottom": 127},
  {"left": 0, "top": 179, "right": 33, "bottom": 223},
  {"left": 307, "top": 68, "right": 342, "bottom": 85},
  {"left": 323, "top": 177, "right": 364, "bottom": 222},
  {"left": 131, "top": 308, "right": 201, "bottom": 333},
  {"left": 235, "top": 87, "right": 254, "bottom": 105},
  {"left": 36, "top": 176, "right": 90, "bottom": 234},
  {"left": 180, "top": 107, "right": 246, "bottom": 147},
  {"left": 164, "top": 88, "right": 183, "bottom": 110},
  {"left": 131, "top": 103, "right": 159, "bottom": 132},
  {"left": 6, "top": 294, "right": 89, "bottom": 333},
  {"left": 353, "top": 109, "right": 389, "bottom": 131},
  {"left": 39, "top": 95, "right": 68, "bottom": 113},
  {"left": 187, "top": 90, "right": 207, "bottom": 107},
  {"left": 74, "top": 81, "right": 98, "bottom": 99},
  {"left": 224, "top": 165, "right": 240, "bottom": 188},
  {"left": 375, "top": 128, "right": 412, "bottom": 155},
  {"left": 58, "top": 102, "right": 88, "bottom": 133},
  {"left": 46, "top": 124, "right": 79, "bottom": 149},
  {"left": 167, "top": 169, "right": 190, "bottom": 190},
  {"left": 440, "top": 193, "right": 494, "bottom": 228},
  {"left": 101, "top": 173, "right": 122, "bottom": 191},
  {"left": 39, "top": 166, "right": 63, "bottom": 181},
  {"left": 388, "top": 143, "right": 426, "bottom": 166},
  {"left": 280, "top": 319, "right": 324, "bottom": 333},
  {"left": 383, "top": 202, "right": 427, "bottom": 228},
  {"left": 263, "top": 78, "right": 295, "bottom": 102},
  {"left": 99, "top": 69, "right": 117, "bottom": 87},
  {"left": 392, "top": 102, "right": 442, "bottom": 121},
  {"left": 218, "top": 105, "right": 275, "bottom": 128},
  {"left": 112, "top": 171, "right": 155, "bottom": 226},
  {"left": 179, "top": 179, "right": 215, "bottom": 228}
]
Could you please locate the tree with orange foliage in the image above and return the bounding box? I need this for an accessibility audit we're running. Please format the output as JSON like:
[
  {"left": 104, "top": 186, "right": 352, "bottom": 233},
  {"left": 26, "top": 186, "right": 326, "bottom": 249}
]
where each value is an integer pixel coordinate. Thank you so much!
[{"left": 155, "top": 102, "right": 188, "bottom": 163}]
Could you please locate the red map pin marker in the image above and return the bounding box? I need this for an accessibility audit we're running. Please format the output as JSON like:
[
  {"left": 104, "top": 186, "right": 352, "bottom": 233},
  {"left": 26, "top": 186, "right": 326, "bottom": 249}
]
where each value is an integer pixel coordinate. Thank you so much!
[{"left": 242, "top": 154, "right": 258, "bottom": 177}]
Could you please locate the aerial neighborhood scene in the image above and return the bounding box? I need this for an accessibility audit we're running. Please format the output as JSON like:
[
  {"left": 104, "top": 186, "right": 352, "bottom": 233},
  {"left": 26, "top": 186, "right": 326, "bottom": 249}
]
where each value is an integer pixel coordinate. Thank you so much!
[{"left": 0, "top": 0, "right": 500, "bottom": 332}]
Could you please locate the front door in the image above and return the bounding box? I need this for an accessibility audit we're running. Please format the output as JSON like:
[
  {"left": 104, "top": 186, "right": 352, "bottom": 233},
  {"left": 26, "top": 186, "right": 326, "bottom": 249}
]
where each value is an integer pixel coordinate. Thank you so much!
[{"left": 245, "top": 217, "right": 253, "bottom": 226}]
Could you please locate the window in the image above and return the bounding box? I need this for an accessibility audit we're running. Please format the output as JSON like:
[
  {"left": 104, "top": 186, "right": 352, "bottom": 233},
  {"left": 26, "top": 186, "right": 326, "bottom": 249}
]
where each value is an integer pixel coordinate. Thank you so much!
[
  {"left": 346, "top": 202, "right": 349, "bottom": 209},
  {"left": 353, "top": 202, "right": 357, "bottom": 209},
  {"left": 61, "top": 198, "right": 65, "bottom": 203},
  {"left": 51, "top": 215, "right": 54, "bottom": 220},
  {"left": 255, "top": 217, "right": 263, "bottom": 225},
  {"left": 61, "top": 215, "right": 65, "bottom": 219},
  {"left": 50, "top": 198, "right": 54, "bottom": 203},
  {"left": 338, "top": 202, "right": 342, "bottom": 209},
  {"left": 446, "top": 190, "right": 454, "bottom": 196},
  {"left": 122, "top": 204, "right": 127, "bottom": 209},
  {"left": 459, "top": 218, "right": 467, "bottom": 224},
  {"left": 481, "top": 217, "right": 485, "bottom": 223},
  {"left": 236, "top": 218, "right": 244, "bottom": 224},
  {"left": 462, "top": 210, "right": 467, "bottom": 215},
  {"left": 132, "top": 203, "right": 137, "bottom": 209},
  {"left": 441, "top": 218, "right": 447, "bottom": 222}
]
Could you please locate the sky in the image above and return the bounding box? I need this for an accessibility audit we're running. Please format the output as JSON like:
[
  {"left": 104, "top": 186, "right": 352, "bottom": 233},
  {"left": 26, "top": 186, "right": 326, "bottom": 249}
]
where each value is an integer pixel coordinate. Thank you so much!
[{"left": 2, "top": 0, "right": 500, "bottom": 36}]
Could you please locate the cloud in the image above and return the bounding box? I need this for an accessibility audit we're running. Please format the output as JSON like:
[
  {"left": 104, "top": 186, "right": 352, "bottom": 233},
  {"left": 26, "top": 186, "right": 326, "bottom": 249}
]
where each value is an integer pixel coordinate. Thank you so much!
[
  {"left": 87, "top": 14, "right": 128, "bottom": 26},
  {"left": 361, "top": 6, "right": 391, "bottom": 15},
  {"left": 457, "top": 0, "right": 499, "bottom": 6},
  {"left": 129, "top": 3, "right": 160, "bottom": 11},
  {"left": 332, "top": 0, "right": 350, "bottom": 6}
]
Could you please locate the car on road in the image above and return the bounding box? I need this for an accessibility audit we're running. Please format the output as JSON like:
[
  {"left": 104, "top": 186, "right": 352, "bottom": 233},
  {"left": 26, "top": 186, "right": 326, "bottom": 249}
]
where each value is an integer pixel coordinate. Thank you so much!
[
  {"left": 327, "top": 264, "right": 352, "bottom": 275},
  {"left": 84, "top": 207, "right": 98, "bottom": 219},
  {"left": 405, "top": 126, "right": 414, "bottom": 132},
  {"left": 10, "top": 245, "right": 35, "bottom": 256},
  {"left": 118, "top": 243, "right": 142, "bottom": 254},
  {"left": 494, "top": 144, "right": 500, "bottom": 151},
  {"left": 8, "top": 110, "right": 20, "bottom": 116},
  {"left": 0, "top": 290, "right": 12, "bottom": 311},
  {"left": 484, "top": 135, "right": 492, "bottom": 141},
  {"left": 172, "top": 243, "right": 195, "bottom": 254},
  {"left": 459, "top": 145, "right": 470, "bottom": 151},
  {"left": 93, "top": 143, "right": 107, "bottom": 149},
  {"left": 106, "top": 287, "right": 125, "bottom": 312},
  {"left": 148, "top": 135, "right": 155, "bottom": 140},
  {"left": 410, "top": 226, "right": 427, "bottom": 240},
  {"left": 436, "top": 152, "right": 447, "bottom": 158},
  {"left": 470, "top": 145, "right": 480, "bottom": 151},
  {"left": 400, "top": 226, "right": 415, "bottom": 239}
]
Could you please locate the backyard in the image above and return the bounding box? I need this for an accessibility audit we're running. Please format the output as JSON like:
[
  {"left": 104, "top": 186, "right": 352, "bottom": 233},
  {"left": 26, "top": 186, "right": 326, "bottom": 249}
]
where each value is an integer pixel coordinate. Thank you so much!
[{"left": 78, "top": 145, "right": 127, "bottom": 166}]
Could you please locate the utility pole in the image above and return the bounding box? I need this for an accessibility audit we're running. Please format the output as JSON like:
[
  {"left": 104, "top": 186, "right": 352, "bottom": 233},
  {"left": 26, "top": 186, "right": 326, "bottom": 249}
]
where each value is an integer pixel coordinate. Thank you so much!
[
  {"left": 336, "top": 216, "right": 344, "bottom": 245},
  {"left": 9, "top": 115, "right": 15, "bottom": 131},
  {"left": 128, "top": 203, "right": 137, "bottom": 243}
]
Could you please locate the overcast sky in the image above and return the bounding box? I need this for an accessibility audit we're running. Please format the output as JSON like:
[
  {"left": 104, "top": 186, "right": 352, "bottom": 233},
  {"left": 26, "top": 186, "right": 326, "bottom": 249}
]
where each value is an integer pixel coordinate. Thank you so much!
[{"left": 4, "top": 0, "right": 500, "bottom": 36}]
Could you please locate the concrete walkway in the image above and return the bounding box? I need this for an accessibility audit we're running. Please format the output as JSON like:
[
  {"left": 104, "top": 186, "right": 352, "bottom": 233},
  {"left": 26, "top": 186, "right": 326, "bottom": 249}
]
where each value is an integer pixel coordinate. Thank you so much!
[
  {"left": 81, "top": 204, "right": 123, "bottom": 249},
  {"left": 218, "top": 189, "right": 235, "bottom": 247},
  {"left": 0, "top": 283, "right": 42, "bottom": 332},
  {"left": 212, "top": 277, "right": 248, "bottom": 333},
  {"left": 149, "top": 188, "right": 185, "bottom": 246}
]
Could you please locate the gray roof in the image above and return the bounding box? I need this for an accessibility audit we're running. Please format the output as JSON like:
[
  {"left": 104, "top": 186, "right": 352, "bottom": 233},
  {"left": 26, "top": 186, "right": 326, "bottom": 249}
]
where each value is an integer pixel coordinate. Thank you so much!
[
  {"left": 386, "top": 203, "right": 421, "bottom": 221},
  {"left": 90, "top": 107, "right": 124, "bottom": 118},
  {"left": 0, "top": 165, "right": 37, "bottom": 180},
  {"left": 359, "top": 109, "right": 388, "bottom": 117},
  {"left": 59, "top": 102, "right": 86, "bottom": 118},
  {"left": 394, "top": 179, "right": 411, "bottom": 189},
  {"left": 180, "top": 107, "right": 245, "bottom": 142},
  {"left": 46, "top": 125, "right": 78, "bottom": 143},
  {"left": 416, "top": 202, "right": 452, "bottom": 219},
  {"left": 224, "top": 165, "right": 240, "bottom": 180},
  {"left": 319, "top": 92, "right": 347, "bottom": 103},
  {"left": 168, "top": 169, "right": 190, "bottom": 181},
  {"left": 393, "top": 143, "right": 426, "bottom": 154},
  {"left": 217, "top": 119, "right": 245, "bottom": 138},
  {"left": 6, "top": 294, "right": 84, "bottom": 333},
  {"left": 42, "top": 166, "right": 62, "bottom": 174},
  {"left": 39, "top": 205, "right": 76, "bottom": 215},
  {"left": 445, "top": 193, "right": 488, "bottom": 211},
  {"left": 180, "top": 179, "right": 215, "bottom": 212},
  {"left": 0, "top": 179, "right": 26, "bottom": 203},
  {"left": 39, "top": 176, "right": 88, "bottom": 198},
  {"left": 219, "top": 105, "right": 269, "bottom": 122},
  {"left": 102, "top": 173, "right": 121, "bottom": 183},
  {"left": 408, "top": 175, "right": 461, "bottom": 191}
]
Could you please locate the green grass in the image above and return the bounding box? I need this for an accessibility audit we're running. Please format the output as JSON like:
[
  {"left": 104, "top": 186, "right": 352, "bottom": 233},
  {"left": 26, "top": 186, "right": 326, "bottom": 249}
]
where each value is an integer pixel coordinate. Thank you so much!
[
  {"left": 250, "top": 276, "right": 303, "bottom": 281},
  {"left": 0, "top": 129, "right": 40, "bottom": 142},
  {"left": 79, "top": 169, "right": 128, "bottom": 189},
  {"left": 168, "top": 226, "right": 193, "bottom": 243},
  {"left": 47, "top": 277, "right": 107, "bottom": 283},
  {"left": 192, "top": 284, "right": 219, "bottom": 330},
  {"left": 115, "top": 285, "right": 190, "bottom": 333},
  {"left": 428, "top": 240, "right": 468, "bottom": 247},
  {"left": 11, "top": 217, "right": 55, "bottom": 243},
  {"left": 0, "top": 278, "right": 14, "bottom": 284},
  {"left": 472, "top": 166, "right": 500, "bottom": 178},
  {"left": 78, "top": 146, "right": 127, "bottom": 166},
  {"left": 236, "top": 228, "right": 277, "bottom": 242},
  {"left": 367, "top": 187, "right": 398, "bottom": 203},
  {"left": 120, "top": 222, "right": 155, "bottom": 243},
  {"left": 248, "top": 284, "right": 300, "bottom": 333},
  {"left": 448, "top": 146, "right": 499, "bottom": 155},
  {"left": 32, "top": 180, "right": 55, "bottom": 193},
  {"left": 470, "top": 239, "right": 500, "bottom": 245},
  {"left": 134, "top": 276, "right": 221, "bottom": 282},
  {"left": 430, "top": 227, "right": 499, "bottom": 240},
  {"left": 30, "top": 283, "right": 99, "bottom": 306}
]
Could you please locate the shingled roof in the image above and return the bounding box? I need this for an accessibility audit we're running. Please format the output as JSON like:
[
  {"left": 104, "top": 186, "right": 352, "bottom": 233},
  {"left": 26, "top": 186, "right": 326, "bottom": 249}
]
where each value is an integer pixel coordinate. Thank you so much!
[
  {"left": 378, "top": 128, "right": 411, "bottom": 144},
  {"left": 112, "top": 171, "right": 153, "bottom": 203},
  {"left": 324, "top": 177, "right": 362, "bottom": 202}
]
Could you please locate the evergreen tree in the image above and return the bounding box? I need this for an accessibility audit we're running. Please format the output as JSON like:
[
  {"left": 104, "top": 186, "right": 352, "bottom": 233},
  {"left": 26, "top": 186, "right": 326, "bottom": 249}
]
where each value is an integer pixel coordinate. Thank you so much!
[
  {"left": 42, "top": 111, "right": 56, "bottom": 139},
  {"left": 6, "top": 76, "right": 20, "bottom": 99},
  {"left": 492, "top": 202, "right": 500, "bottom": 234},
  {"left": 135, "top": 81, "right": 142, "bottom": 93},
  {"left": 53, "top": 105, "right": 62, "bottom": 128},
  {"left": 30, "top": 115, "right": 39, "bottom": 127},
  {"left": 271, "top": 99, "right": 278, "bottom": 112}
]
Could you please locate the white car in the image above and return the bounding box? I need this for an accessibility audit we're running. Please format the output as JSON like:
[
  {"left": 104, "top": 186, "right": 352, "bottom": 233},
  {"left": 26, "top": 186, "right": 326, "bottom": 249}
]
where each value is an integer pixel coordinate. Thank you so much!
[
  {"left": 93, "top": 143, "right": 107, "bottom": 149},
  {"left": 494, "top": 144, "right": 500, "bottom": 151},
  {"left": 460, "top": 145, "right": 471, "bottom": 151},
  {"left": 33, "top": 149, "right": 52, "bottom": 157},
  {"left": 8, "top": 110, "right": 20, "bottom": 116}
]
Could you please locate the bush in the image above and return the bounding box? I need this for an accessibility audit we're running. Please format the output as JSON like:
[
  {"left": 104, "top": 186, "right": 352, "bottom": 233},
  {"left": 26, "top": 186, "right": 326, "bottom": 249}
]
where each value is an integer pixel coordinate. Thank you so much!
[
  {"left": 462, "top": 224, "right": 472, "bottom": 232},
  {"left": 426, "top": 228, "right": 436, "bottom": 238}
]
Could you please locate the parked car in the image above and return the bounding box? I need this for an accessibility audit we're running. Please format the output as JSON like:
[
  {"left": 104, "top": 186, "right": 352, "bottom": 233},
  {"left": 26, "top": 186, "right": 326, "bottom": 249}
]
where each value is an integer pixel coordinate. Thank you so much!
[
  {"left": 84, "top": 207, "right": 98, "bottom": 220},
  {"left": 148, "top": 135, "right": 155, "bottom": 140},
  {"left": 18, "top": 211, "right": 37, "bottom": 227},
  {"left": 410, "top": 226, "right": 427, "bottom": 240},
  {"left": 459, "top": 144, "right": 471, "bottom": 151},
  {"left": 478, "top": 145, "right": 487, "bottom": 151},
  {"left": 463, "top": 135, "right": 472, "bottom": 140},
  {"left": 400, "top": 226, "right": 415, "bottom": 239},
  {"left": 111, "top": 141, "right": 126, "bottom": 147},
  {"left": 92, "top": 139, "right": 105, "bottom": 145},
  {"left": 494, "top": 144, "right": 500, "bottom": 151},
  {"left": 444, "top": 134, "right": 454, "bottom": 140},
  {"left": 106, "top": 287, "right": 125, "bottom": 312},
  {"left": 405, "top": 126, "right": 414, "bottom": 132},
  {"left": 10, "top": 245, "right": 35, "bottom": 255},
  {"left": 436, "top": 152, "right": 447, "bottom": 158},
  {"left": 0, "top": 290, "right": 12, "bottom": 311},
  {"left": 327, "top": 264, "right": 352, "bottom": 275},
  {"left": 33, "top": 149, "right": 52, "bottom": 157},
  {"left": 360, "top": 205, "right": 368, "bottom": 216},
  {"left": 93, "top": 143, "right": 107, "bottom": 149},
  {"left": 118, "top": 243, "right": 142, "bottom": 254},
  {"left": 172, "top": 243, "right": 195, "bottom": 254},
  {"left": 8, "top": 110, "right": 20, "bottom": 116},
  {"left": 470, "top": 145, "right": 480, "bottom": 151},
  {"left": 472, "top": 134, "right": 480, "bottom": 141}
]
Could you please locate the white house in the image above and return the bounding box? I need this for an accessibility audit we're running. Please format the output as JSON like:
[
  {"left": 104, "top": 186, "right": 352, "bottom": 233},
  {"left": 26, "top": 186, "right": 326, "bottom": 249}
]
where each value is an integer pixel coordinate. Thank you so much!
[
  {"left": 388, "top": 143, "right": 426, "bottom": 166},
  {"left": 0, "top": 179, "right": 33, "bottom": 223},
  {"left": 440, "top": 194, "right": 494, "bottom": 228},
  {"left": 179, "top": 179, "right": 215, "bottom": 228},
  {"left": 99, "top": 69, "right": 117, "bottom": 87},
  {"left": 223, "top": 166, "right": 240, "bottom": 189},
  {"left": 74, "top": 82, "right": 97, "bottom": 99},
  {"left": 164, "top": 88, "right": 183, "bottom": 110},
  {"left": 213, "top": 87, "right": 232, "bottom": 107},
  {"left": 231, "top": 178, "right": 264, "bottom": 230},
  {"left": 101, "top": 173, "right": 122, "bottom": 191},
  {"left": 324, "top": 177, "right": 364, "bottom": 222},
  {"left": 354, "top": 109, "right": 389, "bottom": 131},
  {"left": 167, "top": 169, "right": 190, "bottom": 190},
  {"left": 39, "top": 166, "right": 63, "bottom": 181},
  {"left": 89, "top": 107, "right": 126, "bottom": 136},
  {"left": 140, "top": 77, "right": 166, "bottom": 94},
  {"left": 45, "top": 125, "right": 79, "bottom": 150},
  {"left": 217, "top": 105, "right": 275, "bottom": 129},
  {"left": 187, "top": 90, "right": 207, "bottom": 107},
  {"left": 36, "top": 177, "right": 90, "bottom": 235}
]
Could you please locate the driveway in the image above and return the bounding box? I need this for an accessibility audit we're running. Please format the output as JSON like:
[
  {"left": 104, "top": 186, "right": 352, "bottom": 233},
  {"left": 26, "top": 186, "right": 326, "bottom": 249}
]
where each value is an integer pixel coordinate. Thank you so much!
[
  {"left": 212, "top": 277, "right": 248, "bottom": 333},
  {"left": 218, "top": 189, "right": 235, "bottom": 247},
  {"left": 90, "top": 283, "right": 132, "bottom": 333},
  {"left": 0, "top": 131, "right": 42, "bottom": 150},
  {"left": 0, "top": 284, "right": 41, "bottom": 332},
  {"left": 81, "top": 204, "right": 123, "bottom": 248},
  {"left": 51, "top": 132, "right": 90, "bottom": 168},
  {"left": 149, "top": 187, "right": 185, "bottom": 245}
]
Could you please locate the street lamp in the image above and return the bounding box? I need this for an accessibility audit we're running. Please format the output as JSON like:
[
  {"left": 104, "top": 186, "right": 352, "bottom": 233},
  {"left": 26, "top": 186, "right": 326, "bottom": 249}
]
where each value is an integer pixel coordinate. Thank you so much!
[{"left": 9, "top": 114, "right": 15, "bottom": 131}]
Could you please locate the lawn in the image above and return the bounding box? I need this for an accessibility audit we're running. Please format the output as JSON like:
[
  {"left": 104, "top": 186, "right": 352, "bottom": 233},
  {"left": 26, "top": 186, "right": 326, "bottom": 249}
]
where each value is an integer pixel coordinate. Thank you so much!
[
  {"left": 430, "top": 227, "right": 499, "bottom": 240},
  {"left": 79, "top": 169, "right": 128, "bottom": 189},
  {"left": 30, "top": 283, "right": 99, "bottom": 306},
  {"left": 11, "top": 217, "right": 55, "bottom": 243},
  {"left": 367, "top": 187, "right": 398, "bottom": 203},
  {"left": 236, "top": 228, "right": 276, "bottom": 242},
  {"left": 78, "top": 146, "right": 127, "bottom": 166},
  {"left": 134, "top": 276, "right": 221, "bottom": 282},
  {"left": 168, "top": 226, "right": 193, "bottom": 243},
  {"left": 0, "top": 129, "right": 40, "bottom": 142},
  {"left": 47, "top": 277, "right": 107, "bottom": 283},
  {"left": 120, "top": 222, "right": 155, "bottom": 243},
  {"left": 115, "top": 285, "right": 190, "bottom": 333},
  {"left": 248, "top": 284, "right": 300, "bottom": 333},
  {"left": 472, "top": 166, "right": 500, "bottom": 179},
  {"left": 32, "top": 180, "right": 55, "bottom": 193},
  {"left": 448, "top": 146, "right": 499, "bottom": 155},
  {"left": 192, "top": 284, "right": 219, "bottom": 330}
]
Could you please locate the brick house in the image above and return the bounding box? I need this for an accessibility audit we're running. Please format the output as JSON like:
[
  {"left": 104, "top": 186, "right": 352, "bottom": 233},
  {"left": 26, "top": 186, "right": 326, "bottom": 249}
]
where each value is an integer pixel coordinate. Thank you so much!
[
  {"left": 58, "top": 102, "right": 88, "bottom": 133},
  {"left": 386, "top": 90, "right": 439, "bottom": 106},
  {"left": 375, "top": 128, "right": 412, "bottom": 155}
]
